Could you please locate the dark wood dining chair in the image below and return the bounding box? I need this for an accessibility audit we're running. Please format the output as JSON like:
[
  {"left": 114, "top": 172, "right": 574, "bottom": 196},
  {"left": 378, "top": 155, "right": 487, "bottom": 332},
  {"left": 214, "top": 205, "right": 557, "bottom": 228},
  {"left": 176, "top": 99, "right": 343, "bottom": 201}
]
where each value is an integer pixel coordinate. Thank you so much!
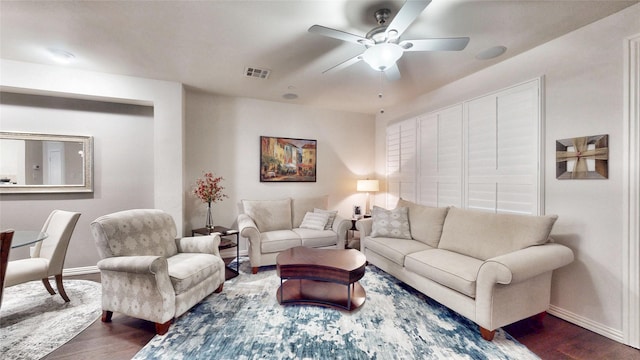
[{"left": 0, "top": 229, "right": 14, "bottom": 307}]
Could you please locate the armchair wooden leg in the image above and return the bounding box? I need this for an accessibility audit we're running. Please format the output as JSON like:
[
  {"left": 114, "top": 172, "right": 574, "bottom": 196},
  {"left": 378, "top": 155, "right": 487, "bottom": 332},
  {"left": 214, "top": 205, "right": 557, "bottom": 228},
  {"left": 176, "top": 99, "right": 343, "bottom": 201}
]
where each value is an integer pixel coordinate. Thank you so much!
[
  {"left": 480, "top": 327, "right": 496, "bottom": 341},
  {"left": 42, "top": 278, "right": 56, "bottom": 295},
  {"left": 102, "top": 310, "right": 113, "bottom": 322},
  {"left": 215, "top": 283, "right": 224, "bottom": 293},
  {"left": 252, "top": 267, "right": 259, "bottom": 274},
  {"left": 155, "top": 320, "right": 171, "bottom": 335},
  {"left": 55, "top": 274, "right": 70, "bottom": 302}
]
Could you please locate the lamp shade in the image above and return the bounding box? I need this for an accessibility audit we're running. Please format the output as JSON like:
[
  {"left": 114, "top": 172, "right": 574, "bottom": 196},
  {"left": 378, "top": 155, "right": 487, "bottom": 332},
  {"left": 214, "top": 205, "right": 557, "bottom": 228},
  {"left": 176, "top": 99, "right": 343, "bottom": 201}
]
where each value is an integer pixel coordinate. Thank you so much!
[
  {"left": 357, "top": 179, "right": 379, "bottom": 192},
  {"left": 362, "top": 43, "right": 404, "bottom": 71}
]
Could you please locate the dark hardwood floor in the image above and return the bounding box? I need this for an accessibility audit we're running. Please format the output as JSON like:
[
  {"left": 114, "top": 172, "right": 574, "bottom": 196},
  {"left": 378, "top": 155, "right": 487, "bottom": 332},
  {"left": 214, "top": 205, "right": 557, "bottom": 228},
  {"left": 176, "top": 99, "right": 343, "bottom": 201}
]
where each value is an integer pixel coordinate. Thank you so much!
[{"left": 45, "top": 262, "right": 639, "bottom": 360}]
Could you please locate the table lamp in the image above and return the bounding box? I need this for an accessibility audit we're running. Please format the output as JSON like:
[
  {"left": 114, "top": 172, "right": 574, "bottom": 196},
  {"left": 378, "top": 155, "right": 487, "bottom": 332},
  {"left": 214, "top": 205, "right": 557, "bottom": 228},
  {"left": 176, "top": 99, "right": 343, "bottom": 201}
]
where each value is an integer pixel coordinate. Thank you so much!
[{"left": 357, "top": 179, "right": 379, "bottom": 215}]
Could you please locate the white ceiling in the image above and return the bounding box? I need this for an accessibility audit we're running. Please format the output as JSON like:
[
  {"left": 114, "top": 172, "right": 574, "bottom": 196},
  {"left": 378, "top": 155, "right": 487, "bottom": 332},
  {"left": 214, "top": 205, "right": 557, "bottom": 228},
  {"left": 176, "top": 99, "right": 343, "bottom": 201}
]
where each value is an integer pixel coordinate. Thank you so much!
[{"left": 1, "top": 0, "right": 637, "bottom": 114}]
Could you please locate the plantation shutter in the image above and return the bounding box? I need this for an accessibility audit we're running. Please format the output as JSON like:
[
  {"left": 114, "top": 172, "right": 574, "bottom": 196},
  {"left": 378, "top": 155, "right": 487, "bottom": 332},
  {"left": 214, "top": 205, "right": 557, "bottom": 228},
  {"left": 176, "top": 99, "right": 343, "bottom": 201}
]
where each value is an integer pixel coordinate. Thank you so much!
[
  {"left": 466, "top": 80, "right": 540, "bottom": 215},
  {"left": 387, "top": 78, "right": 541, "bottom": 215},
  {"left": 386, "top": 118, "right": 417, "bottom": 208},
  {"left": 417, "top": 104, "right": 463, "bottom": 207}
]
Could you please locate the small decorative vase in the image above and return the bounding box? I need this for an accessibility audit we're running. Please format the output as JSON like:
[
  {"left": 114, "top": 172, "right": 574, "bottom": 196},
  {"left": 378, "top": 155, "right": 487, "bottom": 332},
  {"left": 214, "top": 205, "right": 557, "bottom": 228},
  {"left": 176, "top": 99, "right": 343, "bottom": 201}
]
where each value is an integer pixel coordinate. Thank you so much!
[{"left": 205, "top": 201, "right": 213, "bottom": 229}]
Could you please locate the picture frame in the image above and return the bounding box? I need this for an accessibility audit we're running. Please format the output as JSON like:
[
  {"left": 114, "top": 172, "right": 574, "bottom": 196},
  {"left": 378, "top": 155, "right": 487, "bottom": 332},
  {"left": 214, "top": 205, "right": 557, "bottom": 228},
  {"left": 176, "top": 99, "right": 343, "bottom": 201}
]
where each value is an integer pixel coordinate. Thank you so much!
[
  {"left": 556, "top": 134, "right": 609, "bottom": 179},
  {"left": 260, "top": 136, "right": 317, "bottom": 182}
]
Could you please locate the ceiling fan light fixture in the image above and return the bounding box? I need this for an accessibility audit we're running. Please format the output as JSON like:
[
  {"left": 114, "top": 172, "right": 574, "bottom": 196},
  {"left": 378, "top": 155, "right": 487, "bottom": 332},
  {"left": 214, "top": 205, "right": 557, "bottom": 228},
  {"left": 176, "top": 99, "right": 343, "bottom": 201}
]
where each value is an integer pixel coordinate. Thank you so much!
[{"left": 362, "top": 43, "right": 403, "bottom": 71}]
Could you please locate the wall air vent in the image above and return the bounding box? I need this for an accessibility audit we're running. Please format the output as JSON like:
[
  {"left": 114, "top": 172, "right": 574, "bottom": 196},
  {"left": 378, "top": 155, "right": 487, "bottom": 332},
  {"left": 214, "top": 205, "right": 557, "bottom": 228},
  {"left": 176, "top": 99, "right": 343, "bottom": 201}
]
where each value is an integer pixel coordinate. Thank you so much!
[{"left": 244, "top": 67, "right": 271, "bottom": 79}]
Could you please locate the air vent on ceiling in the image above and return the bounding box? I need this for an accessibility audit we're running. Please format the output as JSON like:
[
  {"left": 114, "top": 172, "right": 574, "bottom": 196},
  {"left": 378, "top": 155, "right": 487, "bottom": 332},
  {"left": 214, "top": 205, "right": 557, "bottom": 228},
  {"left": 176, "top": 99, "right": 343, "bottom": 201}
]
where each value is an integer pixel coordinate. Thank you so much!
[{"left": 244, "top": 67, "right": 271, "bottom": 79}]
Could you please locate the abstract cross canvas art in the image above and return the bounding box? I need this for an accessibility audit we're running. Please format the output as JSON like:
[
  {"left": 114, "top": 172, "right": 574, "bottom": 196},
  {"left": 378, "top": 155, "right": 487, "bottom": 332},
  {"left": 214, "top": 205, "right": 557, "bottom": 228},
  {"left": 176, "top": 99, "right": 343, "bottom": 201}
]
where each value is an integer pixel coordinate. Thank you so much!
[{"left": 556, "top": 134, "right": 609, "bottom": 179}]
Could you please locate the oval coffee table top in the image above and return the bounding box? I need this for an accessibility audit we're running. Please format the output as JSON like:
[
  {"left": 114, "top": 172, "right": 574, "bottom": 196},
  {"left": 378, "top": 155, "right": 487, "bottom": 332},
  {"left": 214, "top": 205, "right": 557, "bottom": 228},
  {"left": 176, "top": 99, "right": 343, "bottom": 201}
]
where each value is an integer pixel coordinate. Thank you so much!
[{"left": 276, "top": 246, "right": 366, "bottom": 271}]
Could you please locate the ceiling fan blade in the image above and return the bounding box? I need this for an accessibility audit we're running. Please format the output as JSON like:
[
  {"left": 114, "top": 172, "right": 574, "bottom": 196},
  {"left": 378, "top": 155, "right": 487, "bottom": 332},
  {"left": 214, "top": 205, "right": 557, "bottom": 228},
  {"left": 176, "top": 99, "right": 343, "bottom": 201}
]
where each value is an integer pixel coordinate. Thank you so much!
[
  {"left": 384, "top": 63, "right": 401, "bottom": 81},
  {"left": 322, "top": 53, "right": 363, "bottom": 74},
  {"left": 309, "top": 25, "right": 370, "bottom": 45},
  {"left": 386, "top": 0, "right": 431, "bottom": 38},
  {"left": 401, "top": 37, "right": 470, "bottom": 52}
]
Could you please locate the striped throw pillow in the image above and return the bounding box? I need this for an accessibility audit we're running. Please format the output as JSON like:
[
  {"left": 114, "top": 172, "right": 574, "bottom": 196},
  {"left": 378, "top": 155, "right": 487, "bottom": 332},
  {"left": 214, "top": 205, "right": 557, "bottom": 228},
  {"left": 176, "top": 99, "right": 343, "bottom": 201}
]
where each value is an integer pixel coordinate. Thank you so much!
[{"left": 299, "top": 211, "right": 330, "bottom": 231}]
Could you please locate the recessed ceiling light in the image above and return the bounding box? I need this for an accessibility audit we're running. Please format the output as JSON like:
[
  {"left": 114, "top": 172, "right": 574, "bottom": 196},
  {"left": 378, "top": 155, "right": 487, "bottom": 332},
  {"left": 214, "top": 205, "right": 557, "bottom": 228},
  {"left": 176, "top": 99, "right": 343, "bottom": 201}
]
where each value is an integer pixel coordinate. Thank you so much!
[
  {"left": 48, "top": 48, "right": 75, "bottom": 64},
  {"left": 475, "top": 46, "right": 507, "bottom": 60},
  {"left": 282, "top": 93, "right": 298, "bottom": 100}
]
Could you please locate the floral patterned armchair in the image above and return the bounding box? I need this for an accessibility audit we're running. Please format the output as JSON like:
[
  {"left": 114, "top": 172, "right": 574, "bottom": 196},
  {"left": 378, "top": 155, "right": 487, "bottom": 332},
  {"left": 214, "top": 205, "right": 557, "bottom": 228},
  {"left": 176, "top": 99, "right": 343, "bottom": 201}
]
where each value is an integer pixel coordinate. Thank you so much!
[{"left": 91, "top": 209, "right": 225, "bottom": 335}]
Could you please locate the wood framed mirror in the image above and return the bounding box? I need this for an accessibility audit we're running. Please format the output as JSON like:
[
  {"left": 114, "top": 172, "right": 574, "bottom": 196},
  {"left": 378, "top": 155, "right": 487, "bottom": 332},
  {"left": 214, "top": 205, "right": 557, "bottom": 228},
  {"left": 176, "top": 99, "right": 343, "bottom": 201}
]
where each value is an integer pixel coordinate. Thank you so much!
[{"left": 0, "top": 132, "right": 93, "bottom": 194}]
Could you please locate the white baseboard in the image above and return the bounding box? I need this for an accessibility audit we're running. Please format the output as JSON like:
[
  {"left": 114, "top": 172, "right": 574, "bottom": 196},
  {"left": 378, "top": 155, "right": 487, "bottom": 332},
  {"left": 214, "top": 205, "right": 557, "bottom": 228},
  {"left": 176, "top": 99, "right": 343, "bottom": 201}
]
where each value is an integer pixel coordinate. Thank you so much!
[
  {"left": 548, "top": 305, "right": 625, "bottom": 344},
  {"left": 63, "top": 265, "right": 99, "bottom": 276}
]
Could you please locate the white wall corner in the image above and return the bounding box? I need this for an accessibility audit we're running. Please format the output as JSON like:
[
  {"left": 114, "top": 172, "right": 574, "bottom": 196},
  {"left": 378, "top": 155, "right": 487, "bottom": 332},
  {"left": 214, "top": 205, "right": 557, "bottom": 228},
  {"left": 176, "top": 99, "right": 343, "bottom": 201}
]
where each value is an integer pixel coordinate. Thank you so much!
[{"left": 622, "top": 33, "right": 640, "bottom": 349}]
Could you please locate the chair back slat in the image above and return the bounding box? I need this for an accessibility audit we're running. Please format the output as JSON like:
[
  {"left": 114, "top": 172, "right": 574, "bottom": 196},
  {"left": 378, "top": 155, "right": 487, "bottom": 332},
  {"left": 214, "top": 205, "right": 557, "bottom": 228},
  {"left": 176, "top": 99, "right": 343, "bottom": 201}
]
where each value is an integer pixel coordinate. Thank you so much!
[{"left": 32, "top": 210, "right": 81, "bottom": 276}]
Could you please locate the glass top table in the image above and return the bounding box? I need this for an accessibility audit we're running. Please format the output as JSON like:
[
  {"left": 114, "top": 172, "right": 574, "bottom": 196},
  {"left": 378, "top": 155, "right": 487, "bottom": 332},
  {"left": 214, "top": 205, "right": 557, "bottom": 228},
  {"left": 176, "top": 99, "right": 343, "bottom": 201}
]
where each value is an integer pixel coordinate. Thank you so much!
[{"left": 11, "top": 231, "right": 48, "bottom": 248}]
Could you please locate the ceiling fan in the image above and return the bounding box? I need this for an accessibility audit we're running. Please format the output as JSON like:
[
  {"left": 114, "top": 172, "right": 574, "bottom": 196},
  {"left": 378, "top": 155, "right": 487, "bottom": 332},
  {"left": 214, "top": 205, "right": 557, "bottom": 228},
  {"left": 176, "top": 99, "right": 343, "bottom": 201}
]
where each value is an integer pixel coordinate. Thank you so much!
[{"left": 308, "top": 0, "right": 469, "bottom": 80}]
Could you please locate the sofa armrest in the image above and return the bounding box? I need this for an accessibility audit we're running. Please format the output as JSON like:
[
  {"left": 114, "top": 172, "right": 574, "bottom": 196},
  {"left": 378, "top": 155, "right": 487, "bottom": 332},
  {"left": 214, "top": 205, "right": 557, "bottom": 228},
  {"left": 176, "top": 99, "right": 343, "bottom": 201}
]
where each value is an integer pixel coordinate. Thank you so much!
[
  {"left": 238, "top": 214, "right": 260, "bottom": 238},
  {"left": 355, "top": 218, "right": 373, "bottom": 238},
  {"left": 96, "top": 255, "right": 175, "bottom": 324},
  {"left": 479, "top": 243, "right": 574, "bottom": 285},
  {"left": 97, "top": 255, "right": 168, "bottom": 275},
  {"left": 176, "top": 235, "right": 222, "bottom": 257},
  {"left": 238, "top": 213, "right": 261, "bottom": 267},
  {"left": 332, "top": 215, "right": 350, "bottom": 248}
]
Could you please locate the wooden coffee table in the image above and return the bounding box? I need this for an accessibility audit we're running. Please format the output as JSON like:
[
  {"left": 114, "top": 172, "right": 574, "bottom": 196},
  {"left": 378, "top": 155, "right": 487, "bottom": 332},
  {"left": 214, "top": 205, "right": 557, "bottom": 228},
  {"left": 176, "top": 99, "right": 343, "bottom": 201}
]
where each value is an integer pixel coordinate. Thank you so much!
[{"left": 276, "top": 246, "right": 367, "bottom": 311}]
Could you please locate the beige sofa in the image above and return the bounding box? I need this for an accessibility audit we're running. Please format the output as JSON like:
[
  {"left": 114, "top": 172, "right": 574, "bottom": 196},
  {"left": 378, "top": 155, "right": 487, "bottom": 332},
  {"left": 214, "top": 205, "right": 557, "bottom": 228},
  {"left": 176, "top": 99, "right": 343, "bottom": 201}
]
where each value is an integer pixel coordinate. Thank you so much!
[
  {"left": 358, "top": 199, "right": 574, "bottom": 340},
  {"left": 237, "top": 196, "right": 350, "bottom": 273}
]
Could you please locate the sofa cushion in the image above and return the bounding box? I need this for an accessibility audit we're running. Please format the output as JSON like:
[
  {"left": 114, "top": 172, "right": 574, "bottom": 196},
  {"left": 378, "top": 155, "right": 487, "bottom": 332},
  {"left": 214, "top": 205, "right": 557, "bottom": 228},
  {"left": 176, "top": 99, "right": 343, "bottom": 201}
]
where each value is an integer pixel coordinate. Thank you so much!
[
  {"left": 299, "top": 211, "right": 330, "bottom": 231},
  {"left": 293, "top": 228, "right": 338, "bottom": 248},
  {"left": 314, "top": 208, "right": 338, "bottom": 230},
  {"left": 292, "top": 195, "right": 329, "bottom": 228},
  {"left": 260, "top": 230, "right": 301, "bottom": 253},
  {"left": 167, "top": 253, "right": 222, "bottom": 295},
  {"left": 370, "top": 206, "right": 412, "bottom": 239},
  {"left": 396, "top": 199, "right": 449, "bottom": 247},
  {"left": 438, "top": 207, "right": 558, "bottom": 260},
  {"left": 242, "top": 198, "right": 292, "bottom": 232},
  {"left": 364, "top": 236, "right": 433, "bottom": 266},
  {"left": 405, "top": 249, "right": 483, "bottom": 298}
]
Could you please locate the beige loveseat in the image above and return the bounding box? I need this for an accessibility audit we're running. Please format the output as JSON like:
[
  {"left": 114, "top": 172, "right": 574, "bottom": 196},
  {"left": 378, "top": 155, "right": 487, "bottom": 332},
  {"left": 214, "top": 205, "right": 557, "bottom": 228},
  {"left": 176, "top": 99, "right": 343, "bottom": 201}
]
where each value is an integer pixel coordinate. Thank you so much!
[
  {"left": 237, "top": 196, "right": 350, "bottom": 274},
  {"left": 357, "top": 199, "right": 574, "bottom": 340}
]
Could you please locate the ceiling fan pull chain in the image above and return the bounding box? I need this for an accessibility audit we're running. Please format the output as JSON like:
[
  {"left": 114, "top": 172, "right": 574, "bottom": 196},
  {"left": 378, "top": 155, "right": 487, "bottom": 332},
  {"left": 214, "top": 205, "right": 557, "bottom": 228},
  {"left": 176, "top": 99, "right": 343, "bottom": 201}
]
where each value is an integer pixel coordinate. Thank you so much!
[{"left": 379, "top": 71, "right": 385, "bottom": 114}]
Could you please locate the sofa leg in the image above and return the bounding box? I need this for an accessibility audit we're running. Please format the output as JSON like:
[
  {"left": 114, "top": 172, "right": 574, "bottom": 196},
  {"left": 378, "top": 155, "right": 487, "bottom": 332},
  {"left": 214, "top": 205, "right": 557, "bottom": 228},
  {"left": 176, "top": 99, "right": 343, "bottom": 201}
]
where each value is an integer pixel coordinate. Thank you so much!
[
  {"left": 532, "top": 311, "right": 546, "bottom": 328},
  {"left": 215, "top": 283, "right": 224, "bottom": 293},
  {"left": 480, "top": 327, "right": 495, "bottom": 341},
  {"left": 252, "top": 267, "right": 259, "bottom": 274},
  {"left": 102, "top": 310, "right": 113, "bottom": 323},
  {"left": 155, "top": 320, "right": 171, "bottom": 335}
]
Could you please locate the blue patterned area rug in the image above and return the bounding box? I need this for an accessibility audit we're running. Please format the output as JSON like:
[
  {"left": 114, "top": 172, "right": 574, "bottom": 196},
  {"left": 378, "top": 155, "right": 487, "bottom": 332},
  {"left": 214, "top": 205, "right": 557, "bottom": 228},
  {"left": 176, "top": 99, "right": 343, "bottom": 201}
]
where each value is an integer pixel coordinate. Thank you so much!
[
  {"left": 134, "top": 258, "right": 539, "bottom": 360},
  {"left": 0, "top": 279, "right": 102, "bottom": 360}
]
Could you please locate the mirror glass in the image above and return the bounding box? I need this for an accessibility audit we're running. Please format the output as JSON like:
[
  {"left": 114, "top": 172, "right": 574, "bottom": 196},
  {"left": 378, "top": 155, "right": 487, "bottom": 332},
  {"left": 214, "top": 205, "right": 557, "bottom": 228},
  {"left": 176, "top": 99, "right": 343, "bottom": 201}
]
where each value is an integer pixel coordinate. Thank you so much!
[{"left": 0, "top": 132, "right": 93, "bottom": 193}]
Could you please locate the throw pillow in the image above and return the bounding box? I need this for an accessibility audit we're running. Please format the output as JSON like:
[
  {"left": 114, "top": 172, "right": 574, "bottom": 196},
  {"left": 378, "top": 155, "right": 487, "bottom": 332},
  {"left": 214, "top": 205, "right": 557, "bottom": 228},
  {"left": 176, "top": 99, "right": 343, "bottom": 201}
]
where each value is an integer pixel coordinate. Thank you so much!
[
  {"left": 438, "top": 207, "right": 559, "bottom": 260},
  {"left": 242, "top": 198, "right": 292, "bottom": 232},
  {"left": 299, "top": 211, "right": 331, "bottom": 231},
  {"left": 370, "top": 206, "right": 412, "bottom": 239},
  {"left": 396, "top": 198, "right": 449, "bottom": 247},
  {"left": 291, "top": 195, "right": 329, "bottom": 228},
  {"left": 314, "top": 208, "right": 338, "bottom": 230}
]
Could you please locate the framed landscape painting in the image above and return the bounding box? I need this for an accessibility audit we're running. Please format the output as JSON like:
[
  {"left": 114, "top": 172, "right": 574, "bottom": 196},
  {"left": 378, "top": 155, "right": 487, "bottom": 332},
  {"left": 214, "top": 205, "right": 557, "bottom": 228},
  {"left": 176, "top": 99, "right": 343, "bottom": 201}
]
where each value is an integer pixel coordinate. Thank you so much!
[{"left": 260, "top": 136, "right": 317, "bottom": 182}]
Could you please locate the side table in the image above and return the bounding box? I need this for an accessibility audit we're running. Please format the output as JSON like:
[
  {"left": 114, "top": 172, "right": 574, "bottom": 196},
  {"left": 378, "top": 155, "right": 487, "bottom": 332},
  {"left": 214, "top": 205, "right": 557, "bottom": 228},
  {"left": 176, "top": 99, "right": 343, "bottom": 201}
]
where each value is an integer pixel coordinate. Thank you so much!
[{"left": 192, "top": 226, "right": 240, "bottom": 277}]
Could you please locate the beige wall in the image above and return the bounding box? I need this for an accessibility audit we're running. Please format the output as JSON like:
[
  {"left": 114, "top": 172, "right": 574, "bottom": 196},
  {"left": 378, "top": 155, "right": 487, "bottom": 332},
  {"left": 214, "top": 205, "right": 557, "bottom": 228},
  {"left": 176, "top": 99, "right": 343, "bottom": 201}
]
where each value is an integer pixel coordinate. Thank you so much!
[
  {"left": 184, "top": 91, "right": 375, "bottom": 252},
  {"left": 375, "top": 3, "right": 639, "bottom": 342},
  {"left": 0, "top": 93, "right": 155, "bottom": 268}
]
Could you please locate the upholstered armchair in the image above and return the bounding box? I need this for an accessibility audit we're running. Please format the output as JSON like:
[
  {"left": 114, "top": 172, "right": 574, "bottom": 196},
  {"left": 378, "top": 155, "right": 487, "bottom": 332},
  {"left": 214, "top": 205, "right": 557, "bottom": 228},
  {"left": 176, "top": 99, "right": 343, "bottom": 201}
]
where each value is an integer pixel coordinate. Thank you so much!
[
  {"left": 5, "top": 210, "right": 81, "bottom": 302},
  {"left": 91, "top": 209, "right": 226, "bottom": 335}
]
